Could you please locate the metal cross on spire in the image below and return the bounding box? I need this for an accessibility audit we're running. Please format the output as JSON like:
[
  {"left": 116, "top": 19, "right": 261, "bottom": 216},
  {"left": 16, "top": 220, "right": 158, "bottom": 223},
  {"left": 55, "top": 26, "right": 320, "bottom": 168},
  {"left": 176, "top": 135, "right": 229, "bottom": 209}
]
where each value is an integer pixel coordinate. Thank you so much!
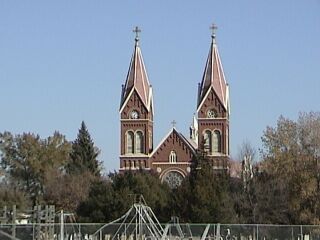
[
  {"left": 210, "top": 23, "right": 218, "bottom": 40},
  {"left": 133, "top": 26, "right": 141, "bottom": 43}
]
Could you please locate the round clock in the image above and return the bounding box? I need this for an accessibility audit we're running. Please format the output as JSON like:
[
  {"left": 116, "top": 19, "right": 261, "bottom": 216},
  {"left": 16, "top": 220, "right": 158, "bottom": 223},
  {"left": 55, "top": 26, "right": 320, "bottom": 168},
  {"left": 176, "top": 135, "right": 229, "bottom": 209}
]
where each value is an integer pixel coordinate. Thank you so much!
[
  {"left": 207, "top": 109, "right": 217, "bottom": 118},
  {"left": 130, "top": 110, "right": 139, "bottom": 119}
]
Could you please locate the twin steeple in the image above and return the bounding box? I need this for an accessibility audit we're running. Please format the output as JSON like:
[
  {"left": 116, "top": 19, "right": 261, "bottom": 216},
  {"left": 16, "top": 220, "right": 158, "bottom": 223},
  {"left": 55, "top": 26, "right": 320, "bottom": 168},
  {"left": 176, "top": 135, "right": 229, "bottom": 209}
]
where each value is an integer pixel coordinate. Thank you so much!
[
  {"left": 120, "top": 24, "right": 230, "bottom": 174},
  {"left": 121, "top": 24, "right": 229, "bottom": 113}
]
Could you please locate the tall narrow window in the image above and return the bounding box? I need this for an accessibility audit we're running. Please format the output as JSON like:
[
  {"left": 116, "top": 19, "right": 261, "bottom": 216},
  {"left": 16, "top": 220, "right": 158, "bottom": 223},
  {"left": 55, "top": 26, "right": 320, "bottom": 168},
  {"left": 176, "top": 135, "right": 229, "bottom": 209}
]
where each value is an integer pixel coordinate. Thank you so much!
[
  {"left": 126, "top": 131, "right": 134, "bottom": 154},
  {"left": 169, "top": 151, "right": 177, "bottom": 163},
  {"left": 213, "top": 130, "right": 222, "bottom": 153},
  {"left": 204, "top": 130, "right": 212, "bottom": 154},
  {"left": 149, "top": 132, "right": 152, "bottom": 152},
  {"left": 226, "top": 128, "right": 229, "bottom": 155},
  {"left": 135, "top": 131, "right": 144, "bottom": 153}
]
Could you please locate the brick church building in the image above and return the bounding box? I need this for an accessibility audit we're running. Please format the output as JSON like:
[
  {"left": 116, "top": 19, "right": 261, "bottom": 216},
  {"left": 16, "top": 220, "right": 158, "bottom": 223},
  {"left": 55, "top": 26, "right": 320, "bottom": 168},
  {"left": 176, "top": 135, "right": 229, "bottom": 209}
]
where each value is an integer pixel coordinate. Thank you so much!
[{"left": 119, "top": 25, "right": 230, "bottom": 188}]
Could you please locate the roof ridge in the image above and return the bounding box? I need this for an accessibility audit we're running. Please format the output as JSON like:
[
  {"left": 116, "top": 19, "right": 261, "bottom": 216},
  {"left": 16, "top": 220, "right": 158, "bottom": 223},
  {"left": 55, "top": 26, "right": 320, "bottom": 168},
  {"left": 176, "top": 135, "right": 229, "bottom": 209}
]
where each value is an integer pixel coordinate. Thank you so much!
[{"left": 150, "top": 128, "right": 196, "bottom": 158}]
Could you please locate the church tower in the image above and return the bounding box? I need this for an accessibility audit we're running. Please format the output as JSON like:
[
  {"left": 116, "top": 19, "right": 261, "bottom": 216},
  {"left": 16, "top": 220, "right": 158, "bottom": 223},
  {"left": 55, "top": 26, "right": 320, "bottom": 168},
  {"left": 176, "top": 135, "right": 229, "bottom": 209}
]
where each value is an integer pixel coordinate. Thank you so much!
[
  {"left": 197, "top": 24, "right": 230, "bottom": 169},
  {"left": 119, "top": 27, "right": 154, "bottom": 171}
]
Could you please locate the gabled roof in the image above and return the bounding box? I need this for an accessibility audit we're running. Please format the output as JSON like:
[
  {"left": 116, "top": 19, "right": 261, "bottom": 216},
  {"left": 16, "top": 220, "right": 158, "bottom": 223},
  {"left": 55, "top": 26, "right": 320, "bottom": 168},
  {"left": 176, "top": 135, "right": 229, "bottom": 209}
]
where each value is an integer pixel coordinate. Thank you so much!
[
  {"left": 120, "top": 39, "right": 152, "bottom": 111},
  {"left": 150, "top": 128, "right": 196, "bottom": 158},
  {"left": 180, "top": 131, "right": 198, "bottom": 151},
  {"left": 197, "top": 35, "right": 229, "bottom": 111}
]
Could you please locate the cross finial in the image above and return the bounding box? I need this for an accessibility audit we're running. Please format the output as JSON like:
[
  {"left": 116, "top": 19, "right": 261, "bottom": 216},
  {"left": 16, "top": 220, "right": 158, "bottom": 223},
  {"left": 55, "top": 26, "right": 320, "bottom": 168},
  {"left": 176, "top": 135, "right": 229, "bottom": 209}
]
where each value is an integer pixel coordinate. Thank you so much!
[
  {"left": 210, "top": 23, "right": 218, "bottom": 40},
  {"left": 133, "top": 26, "right": 141, "bottom": 43},
  {"left": 171, "top": 120, "right": 177, "bottom": 128}
]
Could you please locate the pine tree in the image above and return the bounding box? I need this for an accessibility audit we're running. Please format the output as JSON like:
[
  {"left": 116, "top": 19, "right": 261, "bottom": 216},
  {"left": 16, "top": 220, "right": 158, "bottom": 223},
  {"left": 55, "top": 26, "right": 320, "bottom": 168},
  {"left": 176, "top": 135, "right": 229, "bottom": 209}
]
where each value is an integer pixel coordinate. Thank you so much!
[
  {"left": 67, "top": 121, "right": 101, "bottom": 176},
  {"left": 183, "top": 151, "right": 236, "bottom": 223}
]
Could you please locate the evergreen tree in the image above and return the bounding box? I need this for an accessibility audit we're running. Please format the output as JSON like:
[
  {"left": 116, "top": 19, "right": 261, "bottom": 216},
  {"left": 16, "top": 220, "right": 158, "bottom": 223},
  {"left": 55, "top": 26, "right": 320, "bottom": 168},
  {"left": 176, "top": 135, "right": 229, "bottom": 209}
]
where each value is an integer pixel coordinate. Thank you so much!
[
  {"left": 173, "top": 152, "right": 237, "bottom": 223},
  {"left": 77, "top": 170, "right": 171, "bottom": 223},
  {"left": 67, "top": 121, "right": 101, "bottom": 176}
]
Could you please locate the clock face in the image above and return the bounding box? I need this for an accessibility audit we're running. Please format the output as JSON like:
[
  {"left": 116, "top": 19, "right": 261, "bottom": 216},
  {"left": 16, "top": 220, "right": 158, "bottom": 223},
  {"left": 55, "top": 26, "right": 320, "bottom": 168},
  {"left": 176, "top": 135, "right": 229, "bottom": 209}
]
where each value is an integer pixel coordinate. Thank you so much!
[
  {"left": 130, "top": 110, "right": 139, "bottom": 119},
  {"left": 207, "top": 109, "right": 217, "bottom": 118}
]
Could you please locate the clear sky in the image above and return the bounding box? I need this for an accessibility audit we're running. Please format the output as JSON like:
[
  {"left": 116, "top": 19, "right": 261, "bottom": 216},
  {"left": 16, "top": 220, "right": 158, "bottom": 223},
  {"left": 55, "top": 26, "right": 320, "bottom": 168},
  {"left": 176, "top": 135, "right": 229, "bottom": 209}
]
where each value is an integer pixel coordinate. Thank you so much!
[{"left": 1, "top": 1, "right": 319, "bottom": 173}]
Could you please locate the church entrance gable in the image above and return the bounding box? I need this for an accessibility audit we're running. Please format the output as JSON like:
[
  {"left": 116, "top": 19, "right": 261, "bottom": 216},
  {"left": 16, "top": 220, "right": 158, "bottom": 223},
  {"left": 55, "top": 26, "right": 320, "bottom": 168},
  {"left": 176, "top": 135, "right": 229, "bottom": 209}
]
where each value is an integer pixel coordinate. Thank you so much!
[
  {"left": 150, "top": 128, "right": 195, "bottom": 164},
  {"left": 149, "top": 128, "right": 195, "bottom": 181}
]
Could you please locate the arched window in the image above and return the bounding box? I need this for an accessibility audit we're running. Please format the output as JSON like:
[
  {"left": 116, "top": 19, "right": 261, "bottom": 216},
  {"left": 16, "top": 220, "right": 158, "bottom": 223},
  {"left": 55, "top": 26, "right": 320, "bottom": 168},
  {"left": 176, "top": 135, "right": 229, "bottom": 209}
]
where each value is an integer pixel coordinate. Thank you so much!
[
  {"left": 169, "top": 151, "right": 177, "bottom": 163},
  {"left": 204, "top": 130, "right": 212, "bottom": 154},
  {"left": 126, "top": 131, "right": 134, "bottom": 154},
  {"left": 135, "top": 131, "right": 144, "bottom": 153},
  {"left": 213, "top": 130, "right": 222, "bottom": 153}
]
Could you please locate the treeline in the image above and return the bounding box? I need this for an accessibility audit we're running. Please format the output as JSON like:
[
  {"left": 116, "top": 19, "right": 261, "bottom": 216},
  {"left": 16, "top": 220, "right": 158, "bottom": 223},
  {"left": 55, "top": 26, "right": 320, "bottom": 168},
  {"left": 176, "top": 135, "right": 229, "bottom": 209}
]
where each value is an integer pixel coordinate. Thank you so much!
[
  {"left": 1, "top": 112, "right": 320, "bottom": 224},
  {"left": 0, "top": 121, "right": 100, "bottom": 213}
]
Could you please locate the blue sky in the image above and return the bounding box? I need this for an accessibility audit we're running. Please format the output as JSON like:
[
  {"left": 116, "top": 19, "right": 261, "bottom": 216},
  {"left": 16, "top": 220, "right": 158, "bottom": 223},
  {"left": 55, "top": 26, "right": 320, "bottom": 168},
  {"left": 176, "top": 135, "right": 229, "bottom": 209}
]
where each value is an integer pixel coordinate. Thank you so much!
[{"left": 1, "top": 1, "right": 319, "bottom": 173}]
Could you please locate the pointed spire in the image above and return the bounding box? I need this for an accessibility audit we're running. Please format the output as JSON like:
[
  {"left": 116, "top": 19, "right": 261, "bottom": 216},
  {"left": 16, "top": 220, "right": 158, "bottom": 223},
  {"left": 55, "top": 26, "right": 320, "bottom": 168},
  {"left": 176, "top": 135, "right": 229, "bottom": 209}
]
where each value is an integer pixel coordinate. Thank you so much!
[
  {"left": 197, "top": 23, "right": 229, "bottom": 111},
  {"left": 189, "top": 114, "right": 198, "bottom": 145},
  {"left": 120, "top": 27, "right": 152, "bottom": 111}
]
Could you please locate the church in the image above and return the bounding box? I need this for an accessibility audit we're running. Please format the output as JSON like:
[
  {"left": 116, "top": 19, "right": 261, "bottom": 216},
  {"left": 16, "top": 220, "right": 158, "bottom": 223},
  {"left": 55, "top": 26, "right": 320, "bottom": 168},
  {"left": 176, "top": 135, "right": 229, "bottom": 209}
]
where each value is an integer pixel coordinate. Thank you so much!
[{"left": 119, "top": 25, "right": 230, "bottom": 188}]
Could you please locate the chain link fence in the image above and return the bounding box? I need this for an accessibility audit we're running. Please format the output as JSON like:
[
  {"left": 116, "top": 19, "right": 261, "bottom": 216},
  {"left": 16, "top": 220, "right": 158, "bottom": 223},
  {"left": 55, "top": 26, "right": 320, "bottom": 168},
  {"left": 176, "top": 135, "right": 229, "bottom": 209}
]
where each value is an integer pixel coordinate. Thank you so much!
[{"left": 1, "top": 223, "right": 320, "bottom": 240}]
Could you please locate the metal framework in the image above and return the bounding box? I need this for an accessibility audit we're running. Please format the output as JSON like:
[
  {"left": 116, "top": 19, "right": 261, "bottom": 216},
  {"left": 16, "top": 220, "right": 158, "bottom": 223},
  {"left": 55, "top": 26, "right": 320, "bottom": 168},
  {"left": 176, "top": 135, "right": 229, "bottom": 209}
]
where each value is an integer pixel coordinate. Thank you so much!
[{"left": 93, "top": 195, "right": 165, "bottom": 240}]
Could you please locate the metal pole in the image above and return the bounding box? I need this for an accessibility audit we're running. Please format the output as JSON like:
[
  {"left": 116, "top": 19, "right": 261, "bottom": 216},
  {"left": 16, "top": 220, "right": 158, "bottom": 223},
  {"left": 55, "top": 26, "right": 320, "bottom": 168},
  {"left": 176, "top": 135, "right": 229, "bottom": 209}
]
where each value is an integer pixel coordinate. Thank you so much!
[
  {"left": 291, "top": 227, "right": 294, "bottom": 240},
  {"left": 135, "top": 205, "right": 139, "bottom": 239},
  {"left": 139, "top": 205, "right": 141, "bottom": 239},
  {"left": 60, "top": 210, "right": 64, "bottom": 240},
  {"left": 45, "top": 205, "right": 48, "bottom": 240},
  {"left": 12, "top": 205, "right": 16, "bottom": 239},
  {"left": 3, "top": 206, "right": 7, "bottom": 224},
  {"left": 37, "top": 205, "right": 41, "bottom": 240}
]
